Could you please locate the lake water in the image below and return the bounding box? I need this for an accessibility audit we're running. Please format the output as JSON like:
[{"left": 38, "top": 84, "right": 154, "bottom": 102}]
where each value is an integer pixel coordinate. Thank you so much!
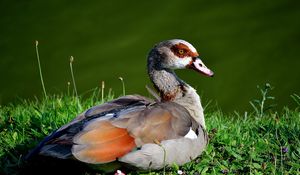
[{"left": 0, "top": 0, "right": 299, "bottom": 112}]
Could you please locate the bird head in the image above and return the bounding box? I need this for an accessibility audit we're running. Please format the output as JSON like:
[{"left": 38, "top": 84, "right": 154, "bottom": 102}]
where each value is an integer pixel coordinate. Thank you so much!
[{"left": 148, "top": 39, "right": 214, "bottom": 77}]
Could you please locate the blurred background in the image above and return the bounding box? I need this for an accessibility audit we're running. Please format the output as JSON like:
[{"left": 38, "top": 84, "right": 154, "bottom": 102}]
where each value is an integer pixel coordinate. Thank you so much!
[{"left": 0, "top": 0, "right": 299, "bottom": 112}]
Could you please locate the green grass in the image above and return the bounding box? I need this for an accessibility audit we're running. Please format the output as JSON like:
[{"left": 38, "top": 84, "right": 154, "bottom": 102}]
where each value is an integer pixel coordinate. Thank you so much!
[{"left": 0, "top": 89, "right": 299, "bottom": 174}]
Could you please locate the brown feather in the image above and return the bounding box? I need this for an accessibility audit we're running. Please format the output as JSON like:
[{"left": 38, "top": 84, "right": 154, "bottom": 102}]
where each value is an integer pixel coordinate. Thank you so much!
[{"left": 111, "top": 102, "right": 194, "bottom": 146}]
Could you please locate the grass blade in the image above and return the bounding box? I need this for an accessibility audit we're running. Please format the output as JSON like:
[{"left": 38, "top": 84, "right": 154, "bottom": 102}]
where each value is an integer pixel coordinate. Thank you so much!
[{"left": 35, "top": 40, "right": 47, "bottom": 99}]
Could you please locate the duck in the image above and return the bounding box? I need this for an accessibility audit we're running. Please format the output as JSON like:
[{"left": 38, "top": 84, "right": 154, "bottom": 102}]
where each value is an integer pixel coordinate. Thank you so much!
[{"left": 26, "top": 39, "right": 214, "bottom": 171}]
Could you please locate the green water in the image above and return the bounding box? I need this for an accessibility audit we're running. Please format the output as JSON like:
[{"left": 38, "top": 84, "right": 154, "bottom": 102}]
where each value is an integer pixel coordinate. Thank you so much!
[{"left": 0, "top": 0, "right": 299, "bottom": 112}]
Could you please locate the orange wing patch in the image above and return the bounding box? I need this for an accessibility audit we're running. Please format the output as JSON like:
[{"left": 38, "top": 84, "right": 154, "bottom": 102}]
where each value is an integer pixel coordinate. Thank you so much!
[{"left": 72, "top": 121, "right": 136, "bottom": 164}]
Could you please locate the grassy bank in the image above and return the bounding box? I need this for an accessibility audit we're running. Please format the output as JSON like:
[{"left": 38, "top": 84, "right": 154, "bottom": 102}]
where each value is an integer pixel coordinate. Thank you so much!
[{"left": 0, "top": 89, "right": 299, "bottom": 174}]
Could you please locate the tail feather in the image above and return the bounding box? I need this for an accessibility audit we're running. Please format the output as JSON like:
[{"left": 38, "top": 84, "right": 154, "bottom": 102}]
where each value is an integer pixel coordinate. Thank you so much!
[{"left": 25, "top": 131, "right": 60, "bottom": 160}]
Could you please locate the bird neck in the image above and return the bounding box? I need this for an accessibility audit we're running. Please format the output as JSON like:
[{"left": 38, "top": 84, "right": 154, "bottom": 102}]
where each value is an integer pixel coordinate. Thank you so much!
[
  {"left": 147, "top": 54, "right": 206, "bottom": 128},
  {"left": 148, "top": 68, "right": 186, "bottom": 101},
  {"left": 147, "top": 49, "right": 186, "bottom": 101}
]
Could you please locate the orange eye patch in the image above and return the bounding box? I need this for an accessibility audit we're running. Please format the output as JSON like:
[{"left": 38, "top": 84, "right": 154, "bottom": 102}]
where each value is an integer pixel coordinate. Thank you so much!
[{"left": 171, "top": 43, "right": 199, "bottom": 58}]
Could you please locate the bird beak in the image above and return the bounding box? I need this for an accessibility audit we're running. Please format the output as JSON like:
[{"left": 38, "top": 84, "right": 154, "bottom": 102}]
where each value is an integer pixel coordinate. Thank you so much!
[{"left": 187, "top": 57, "right": 214, "bottom": 77}]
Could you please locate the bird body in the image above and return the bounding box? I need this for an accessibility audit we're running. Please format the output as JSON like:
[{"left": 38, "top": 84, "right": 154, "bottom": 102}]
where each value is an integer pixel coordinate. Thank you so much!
[{"left": 26, "top": 39, "right": 214, "bottom": 171}]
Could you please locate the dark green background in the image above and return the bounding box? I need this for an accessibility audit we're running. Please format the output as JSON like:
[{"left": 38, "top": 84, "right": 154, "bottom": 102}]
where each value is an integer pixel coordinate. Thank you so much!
[{"left": 0, "top": 0, "right": 299, "bottom": 112}]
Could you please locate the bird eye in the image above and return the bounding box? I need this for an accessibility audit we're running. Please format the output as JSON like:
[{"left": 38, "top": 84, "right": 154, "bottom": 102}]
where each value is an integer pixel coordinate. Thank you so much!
[{"left": 178, "top": 49, "right": 185, "bottom": 55}]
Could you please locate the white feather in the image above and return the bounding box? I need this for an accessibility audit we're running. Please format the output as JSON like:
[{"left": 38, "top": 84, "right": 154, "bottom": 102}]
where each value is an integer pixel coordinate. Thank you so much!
[{"left": 184, "top": 128, "right": 197, "bottom": 139}]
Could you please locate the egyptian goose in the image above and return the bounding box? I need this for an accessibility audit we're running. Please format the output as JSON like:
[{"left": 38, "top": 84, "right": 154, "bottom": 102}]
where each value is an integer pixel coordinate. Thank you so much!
[{"left": 26, "top": 39, "right": 214, "bottom": 171}]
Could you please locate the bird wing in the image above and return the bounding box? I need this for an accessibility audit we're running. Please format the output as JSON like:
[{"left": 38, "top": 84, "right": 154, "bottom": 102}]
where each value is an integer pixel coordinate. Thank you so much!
[
  {"left": 27, "top": 95, "right": 197, "bottom": 165},
  {"left": 25, "top": 95, "right": 152, "bottom": 159},
  {"left": 71, "top": 102, "right": 196, "bottom": 164}
]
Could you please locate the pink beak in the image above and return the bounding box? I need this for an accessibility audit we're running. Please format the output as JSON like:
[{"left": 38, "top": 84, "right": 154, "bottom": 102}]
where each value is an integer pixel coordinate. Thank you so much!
[{"left": 188, "top": 58, "right": 214, "bottom": 77}]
